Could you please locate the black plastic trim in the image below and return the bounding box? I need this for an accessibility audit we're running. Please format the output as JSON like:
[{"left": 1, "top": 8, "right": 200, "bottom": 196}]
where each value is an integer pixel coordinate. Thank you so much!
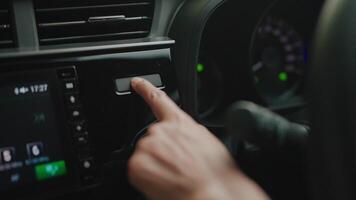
[
  {"left": 169, "top": 0, "right": 226, "bottom": 118},
  {"left": 0, "top": 37, "right": 174, "bottom": 62}
]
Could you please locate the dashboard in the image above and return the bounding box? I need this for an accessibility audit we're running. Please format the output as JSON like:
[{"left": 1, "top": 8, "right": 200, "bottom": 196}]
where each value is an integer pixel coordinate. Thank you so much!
[
  {"left": 197, "top": 1, "right": 324, "bottom": 199},
  {"left": 0, "top": 0, "right": 324, "bottom": 199},
  {"left": 197, "top": 0, "right": 324, "bottom": 125}
]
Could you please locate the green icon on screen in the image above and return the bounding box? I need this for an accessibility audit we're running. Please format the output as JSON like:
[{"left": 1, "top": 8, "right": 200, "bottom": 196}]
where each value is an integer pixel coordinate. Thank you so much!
[{"left": 35, "top": 160, "right": 67, "bottom": 181}]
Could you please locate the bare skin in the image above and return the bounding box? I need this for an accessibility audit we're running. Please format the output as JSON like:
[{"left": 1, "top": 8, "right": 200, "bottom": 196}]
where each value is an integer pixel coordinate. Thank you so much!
[{"left": 128, "top": 77, "right": 270, "bottom": 200}]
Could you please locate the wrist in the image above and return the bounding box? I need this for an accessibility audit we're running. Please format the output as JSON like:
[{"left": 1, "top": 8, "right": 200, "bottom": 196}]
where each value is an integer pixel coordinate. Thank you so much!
[
  {"left": 191, "top": 169, "right": 269, "bottom": 200},
  {"left": 225, "top": 170, "right": 270, "bottom": 200}
]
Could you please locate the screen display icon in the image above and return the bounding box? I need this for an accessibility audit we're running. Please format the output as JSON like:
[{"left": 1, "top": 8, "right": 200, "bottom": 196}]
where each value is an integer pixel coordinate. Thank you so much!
[
  {"left": 27, "top": 142, "right": 44, "bottom": 158},
  {"left": 0, "top": 147, "right": 15, "bottom": 163},
  {"left": 11, "top": 174, "right": 20, "bottom": 183},
  {"left": 35, "top": 160, "right": 67, "bottom": 181},
  {"left": 0, "top": 70, "right": 73, "bottom": 193}
]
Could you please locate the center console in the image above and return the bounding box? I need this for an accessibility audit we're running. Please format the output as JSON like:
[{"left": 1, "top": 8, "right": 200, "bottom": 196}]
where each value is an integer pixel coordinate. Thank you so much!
[
  {"left": 0, "top": 67, "right": 83, "bottom": 197},
  {"left": 0, "top": 0, "right": 183, "bottom": 198},
  {"left": 0, "top": 45, "right": 176, "bottom": 199}
]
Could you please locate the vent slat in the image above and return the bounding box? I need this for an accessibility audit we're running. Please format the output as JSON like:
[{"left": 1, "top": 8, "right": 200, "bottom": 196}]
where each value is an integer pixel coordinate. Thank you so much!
[
  {"left": 0, "top": 40, "right": 12, "bottom": 45},
  {"left": 38, "top": 21, "right": 87, "bottom": 28},
  {"left": 0, "top": 4, "right": 13, "bottom": 49},
  {"left": 36, "top": 2, "right": 152, "bottom": 12},
  {"left": 40, "top": 31, "right": 149, "bottom": 44},
  {"left": 34, "top": 0, "right": 154, "bottom": 46},
  {"left": 38, "top": 16, "right": 150, "bottom": 28}
]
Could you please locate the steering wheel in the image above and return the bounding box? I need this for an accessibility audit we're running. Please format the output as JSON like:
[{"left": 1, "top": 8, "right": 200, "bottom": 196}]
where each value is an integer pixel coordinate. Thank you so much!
[{"left": 310, "top": 0, "right": 356, "bottom": 199}]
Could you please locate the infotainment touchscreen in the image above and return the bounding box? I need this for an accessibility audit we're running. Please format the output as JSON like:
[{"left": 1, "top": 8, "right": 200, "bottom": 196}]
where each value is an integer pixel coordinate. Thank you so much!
[{"left": 0, "top": 80, "right": 68, "bottom": 191}]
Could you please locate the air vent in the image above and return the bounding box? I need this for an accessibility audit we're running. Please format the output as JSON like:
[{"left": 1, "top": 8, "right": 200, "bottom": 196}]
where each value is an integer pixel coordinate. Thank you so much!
[
  {"left": 34, "top": 0, "right": 154, "bottom": 45},
  {"left": 0, "top": 3, "right": 13, "bottom": 48}
]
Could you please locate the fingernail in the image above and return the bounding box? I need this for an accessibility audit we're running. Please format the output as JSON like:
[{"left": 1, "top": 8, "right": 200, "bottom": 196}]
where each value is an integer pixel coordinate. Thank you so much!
[{"left": 131, "top": 77, "right": 144, "bottom": 86}]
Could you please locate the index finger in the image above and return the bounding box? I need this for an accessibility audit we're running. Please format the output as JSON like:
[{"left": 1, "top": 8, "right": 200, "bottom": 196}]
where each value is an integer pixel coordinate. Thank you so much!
[{"left": 131, "top": 77, "right": 184, "bottom": 121}]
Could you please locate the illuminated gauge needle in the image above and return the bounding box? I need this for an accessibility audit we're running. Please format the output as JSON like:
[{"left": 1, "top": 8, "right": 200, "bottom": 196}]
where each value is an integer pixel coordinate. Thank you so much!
[{"left": 252, "top": 61, "right": 264, "bottom": 72}]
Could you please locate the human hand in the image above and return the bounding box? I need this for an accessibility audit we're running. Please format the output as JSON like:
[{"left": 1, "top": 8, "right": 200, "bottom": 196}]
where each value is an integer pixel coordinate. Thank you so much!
[{"left": 128, "top": 77, "right": 269, "bottom": 200}]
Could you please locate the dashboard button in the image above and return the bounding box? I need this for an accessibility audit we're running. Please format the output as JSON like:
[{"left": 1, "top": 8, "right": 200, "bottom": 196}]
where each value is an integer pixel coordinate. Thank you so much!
[
  {"left": 114, "top": 74, "right": 164, "bottom": 95},
  {"left": 81, "top": 175, "right": 95, "bottom": 185},
  {"left": 77, "top": 148, "right": 91, "bottom": 159},
  {"left": 80, "top": 157, "right": 96, "bottom": 185},
  {"left": 65, "top": 93, "right": 80, "bottom": 107},
  {"left": 74, "top": 134, "right": 89, "bottom": 146},
  {"left": 72, "top": 121, "right": 87, "bottom": 135},
  {"left": 58, "top": 67, "right": 76, "bottom": 79},
  {"left": 68, "top": 108, "right": 83, "bottom": 121},
  {"left": 63, "top": 80, "right": 78, "bottom": 92},
  {"left": 80, "top": 158, "right": 95, "bottom": 171}
]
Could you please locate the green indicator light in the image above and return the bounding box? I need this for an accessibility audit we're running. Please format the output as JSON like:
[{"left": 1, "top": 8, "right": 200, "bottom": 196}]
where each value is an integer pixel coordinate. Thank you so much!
[
  {"left": 196, "top": 63, "right": 205, "bottom": 73},
  {"left": 278, "top": 72, "right": 288, "bottom": 82},
  {"left": 35, "top": 160, "right": 67, "bottom": 181}
]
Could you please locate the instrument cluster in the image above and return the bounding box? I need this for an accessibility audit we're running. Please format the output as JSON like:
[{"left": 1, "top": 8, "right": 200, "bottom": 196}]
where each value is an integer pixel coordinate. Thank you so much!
[{"left": 197, "top": 0, "right": 324, "bottom": 124}]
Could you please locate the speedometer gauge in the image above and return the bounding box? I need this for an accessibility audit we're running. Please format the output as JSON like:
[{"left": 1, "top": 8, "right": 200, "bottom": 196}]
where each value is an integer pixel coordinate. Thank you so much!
[{"left": 250, "top": 16, "right": 307, "bottom": 106}]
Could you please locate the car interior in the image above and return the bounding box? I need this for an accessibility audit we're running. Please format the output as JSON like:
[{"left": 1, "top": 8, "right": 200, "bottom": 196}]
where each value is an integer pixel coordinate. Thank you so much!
[{"left": 1, "top": 0, "right": 356, "bottom": 199}]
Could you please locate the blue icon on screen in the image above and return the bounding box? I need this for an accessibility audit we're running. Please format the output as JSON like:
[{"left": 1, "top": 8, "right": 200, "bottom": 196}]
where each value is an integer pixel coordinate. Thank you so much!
[{"left": 11, "top": 174, "right": 20, "bottom": 183}]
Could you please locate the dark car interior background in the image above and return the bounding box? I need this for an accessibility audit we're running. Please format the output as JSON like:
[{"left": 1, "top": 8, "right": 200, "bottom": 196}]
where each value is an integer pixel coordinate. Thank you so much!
[{"left": 0, "top": 0, "right": 336, "bottom": 199}]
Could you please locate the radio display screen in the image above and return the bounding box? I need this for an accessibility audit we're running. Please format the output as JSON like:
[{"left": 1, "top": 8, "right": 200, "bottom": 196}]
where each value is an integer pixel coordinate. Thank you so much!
[{"left": 0, "top": 77, "right": 69, "bottom": 191}]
